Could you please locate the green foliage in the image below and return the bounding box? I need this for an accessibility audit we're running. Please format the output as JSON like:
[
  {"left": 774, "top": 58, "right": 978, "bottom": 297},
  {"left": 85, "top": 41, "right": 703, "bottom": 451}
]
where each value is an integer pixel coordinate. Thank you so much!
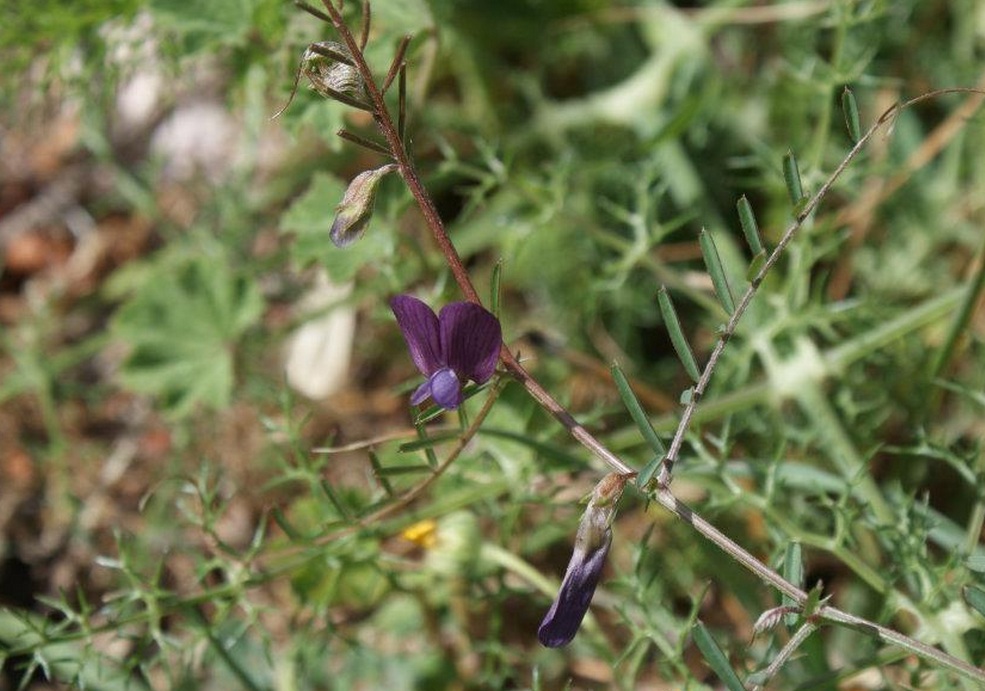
[
  {"left": 110, "top": 246, "right": 264, "bottom": 417},
  {"left": 693, "top": 621, "right": 745, "bottom": 691},
  {"left": 148, "top": 0, "right": 286, "bottom": 53},
  {"left": 0, "top": 0, "right": 139, "bottom": 77},
  {"left": 3, "top": 0, "right": 985, "bottom": 689}
]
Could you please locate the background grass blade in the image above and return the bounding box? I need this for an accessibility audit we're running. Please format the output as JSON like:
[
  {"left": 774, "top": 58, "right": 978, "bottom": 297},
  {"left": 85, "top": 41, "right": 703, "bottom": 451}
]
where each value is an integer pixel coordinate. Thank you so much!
[{"left": 692, "top": 621, "right": 745, "bottom": 691}]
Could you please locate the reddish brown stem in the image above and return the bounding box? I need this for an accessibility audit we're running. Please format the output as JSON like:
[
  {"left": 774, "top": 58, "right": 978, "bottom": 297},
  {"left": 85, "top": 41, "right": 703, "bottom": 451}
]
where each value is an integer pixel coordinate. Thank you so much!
[{"left": 317, "top": 0, "right": 630, "bottom": 475}]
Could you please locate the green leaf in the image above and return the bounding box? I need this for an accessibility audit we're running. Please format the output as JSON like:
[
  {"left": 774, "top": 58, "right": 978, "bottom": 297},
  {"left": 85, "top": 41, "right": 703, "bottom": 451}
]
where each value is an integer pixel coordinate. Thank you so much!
[
  {"left": 745, "top": 250, "right": 767, "bottom": 283},
  {"left": 636, "top": 456, "right": 661, "bottom": 491},
  {"left": 842, "top": 86, "right": 861, "bottom": 143},
  {"left": 398, "top": 431, "right": 462, "bottom": 452},
  {"left": 736, "top": 195, "right": 764, "bottom": 255},
  {"left": 782, "top": 541, "right": 804, "bottom": 624},
  {"left": 699, "top": 229, "right": 736, "bottom": 314},
  {"left": 658, "top": 287, "right": 701, "bottom": 382},
  {"left": 966, "top": 555, "right": 985, "bottom": 572},
  {"left": 611, "top": 362, "right": 666, "bottom": 456},
  {"left": 963, "top": 585, "right": 985, "bottom": 618},
  {"left": 782, "top": 149, "right": 806, "bottom": 208},
  {"left": 692, "top": 621, "right": 745, "bottom": 691},
  {"left": 803, "top": 582, "right": 825, "bottom": 618},
  {"left": 0, "top": 608, "right": 142, "bottom": 691},
  {"left": 112, "top": 250, "right": 263, "bottom": 417},
  {"left": 149, "top": 0, "right": 263, "bottom": 50},
  {"left": 490, "top": 258, "right": 504, "bottom": 318}
]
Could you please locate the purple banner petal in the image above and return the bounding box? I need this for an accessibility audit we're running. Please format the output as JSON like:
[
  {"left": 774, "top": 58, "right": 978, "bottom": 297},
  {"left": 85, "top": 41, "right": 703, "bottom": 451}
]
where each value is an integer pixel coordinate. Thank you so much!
[
  {"left": 439, "top": 302, "right": 501, "bottom": 385},
  {"left": 390, "top": 295, "right": 443, "bottom": 375}
]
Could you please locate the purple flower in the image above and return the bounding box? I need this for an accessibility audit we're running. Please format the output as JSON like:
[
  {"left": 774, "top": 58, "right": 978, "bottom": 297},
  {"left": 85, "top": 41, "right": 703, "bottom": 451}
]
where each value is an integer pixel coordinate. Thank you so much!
[
  {"left": 390, "top": 295, "right": 502, "bottom": 410},
  {"left": 538, "top": 473, "right": 628, "bottom": 648}
]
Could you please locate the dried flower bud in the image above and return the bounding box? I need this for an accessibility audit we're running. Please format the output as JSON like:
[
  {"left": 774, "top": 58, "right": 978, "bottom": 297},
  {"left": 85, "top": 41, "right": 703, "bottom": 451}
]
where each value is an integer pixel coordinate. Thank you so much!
[
  {"left": 537, "top": 473, "right": 629, "bottom": 648},
  {"left": 753, "top": 606, "right": 798, "bottom": 636},
  {"left": 301, "top": 41, "right": 370, "bottom": 108},
  {"left": 330, "top": 163, "right": 399, "bottom": 247}
]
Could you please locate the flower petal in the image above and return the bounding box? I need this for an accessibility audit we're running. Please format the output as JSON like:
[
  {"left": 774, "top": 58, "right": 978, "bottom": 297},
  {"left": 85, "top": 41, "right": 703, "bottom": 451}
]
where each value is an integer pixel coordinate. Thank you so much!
[
  {"left": 391, "top": 295, "right": 443, "bottom": 375},
  {"left": 429, "top": 367, "right": 462, "bottom": 409},
  {"left": 537, "top": 535, "right": 611, "bottom": 648},
  {"left": 409, "top": 380, "right": 432, "bottom": 406},
  {"left": 537, "top": 473, "right": 627, "bottom": 648},
  {"left": 438, "top": 302, "right": 502, "bottom": 385}
]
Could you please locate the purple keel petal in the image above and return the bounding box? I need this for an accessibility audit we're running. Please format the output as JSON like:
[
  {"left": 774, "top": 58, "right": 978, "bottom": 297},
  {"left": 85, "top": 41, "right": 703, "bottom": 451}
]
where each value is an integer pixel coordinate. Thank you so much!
[
  {"left": 438, "top": 302, "right": 501, "bottom": 385},
  {"left": 537, "top": 534, "right": 611, "bottom": 648},
  {"left": 391, "top": 295, "right": 443, "bottom": 375},
  {"left": 429, "top": 367, "right": 463, "bottom": 409},
  {"left": 409, "top": 380, "right": 432, "bottom": 406}
]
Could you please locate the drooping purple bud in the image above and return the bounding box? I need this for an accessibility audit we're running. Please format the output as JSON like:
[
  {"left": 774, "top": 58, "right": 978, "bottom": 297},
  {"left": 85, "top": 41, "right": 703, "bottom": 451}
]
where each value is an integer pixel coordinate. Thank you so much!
[
  {"left": 390, "top": 295, "right": 502, "bottom": 410},
  {"left": 538, "top": 473, "right": 629, "bottom": 648},
  {"left": 330, "top": 164, "right": 398, "bottom": 247}
]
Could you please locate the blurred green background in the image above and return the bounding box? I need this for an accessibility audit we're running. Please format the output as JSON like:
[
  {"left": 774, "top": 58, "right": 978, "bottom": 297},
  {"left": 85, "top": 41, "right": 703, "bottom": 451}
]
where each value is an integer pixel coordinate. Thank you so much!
[{"left": 1, "top": 0, "right": 984, "bottom": 689}]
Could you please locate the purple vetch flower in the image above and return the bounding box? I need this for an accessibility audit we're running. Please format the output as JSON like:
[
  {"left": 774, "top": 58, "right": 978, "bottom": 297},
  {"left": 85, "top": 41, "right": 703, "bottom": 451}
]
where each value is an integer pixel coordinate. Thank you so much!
[
  {"left": 390, "top": 295, "right": 502, "bottom": 410},
  {"left": 538, "top": 473, "right": 629, "bottom": 648}
]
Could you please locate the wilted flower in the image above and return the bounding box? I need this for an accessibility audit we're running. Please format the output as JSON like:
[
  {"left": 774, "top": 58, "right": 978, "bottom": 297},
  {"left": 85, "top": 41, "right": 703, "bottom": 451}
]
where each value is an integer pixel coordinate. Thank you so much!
[
  {"left": 301, "top": 41, "right": 369, "bottom": 107},
  {"left": 272, "top": 41, "right": 369, "bottom": 119},
  {"left": 390, "top": 295, "right": 501, "bottom": 410},
  {"left": 538, "top": 472, "right": 629, "bottom": 648},
  {"left": 330, "top": 164, "right": 398, "bottom": 247}
]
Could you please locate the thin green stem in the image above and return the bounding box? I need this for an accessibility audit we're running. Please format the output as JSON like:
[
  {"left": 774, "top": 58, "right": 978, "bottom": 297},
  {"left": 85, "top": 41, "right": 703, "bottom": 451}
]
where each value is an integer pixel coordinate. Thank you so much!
[
  {"left": 807, "top": 2, "right": 848, "bottom": 171},
  {"left": 931, "top": 232, "right": 985, "bottom": 378},
  {"left": 340, "top": 378, "right": 504, "bottom": 527},
  {"left": 750, "top": 620, "right": 817, "bottom": 690},
  {"left": 795, "top": 384, "right": 894, "bottom": 524},
  {"left": 819, "top": 606, "right": 985, "bottom": 686},
  {"left": 963, "top": 447, "right": 985, "bottom": 557}
]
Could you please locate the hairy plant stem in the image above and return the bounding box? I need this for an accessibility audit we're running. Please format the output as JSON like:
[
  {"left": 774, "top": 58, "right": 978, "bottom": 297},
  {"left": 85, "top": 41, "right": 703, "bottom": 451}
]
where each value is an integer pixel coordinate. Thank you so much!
[
  {"left": 750, "top": 620, "right": 817, "bottom": 690},
  {"left": 316, "top": 3, "right": 985, "bottom": 681},
  {"left": 656, "top": 87, "right": 985, "bottom": 489},
  {"left": 359, "top": 379, "right": 506, "bottom": 526}
]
